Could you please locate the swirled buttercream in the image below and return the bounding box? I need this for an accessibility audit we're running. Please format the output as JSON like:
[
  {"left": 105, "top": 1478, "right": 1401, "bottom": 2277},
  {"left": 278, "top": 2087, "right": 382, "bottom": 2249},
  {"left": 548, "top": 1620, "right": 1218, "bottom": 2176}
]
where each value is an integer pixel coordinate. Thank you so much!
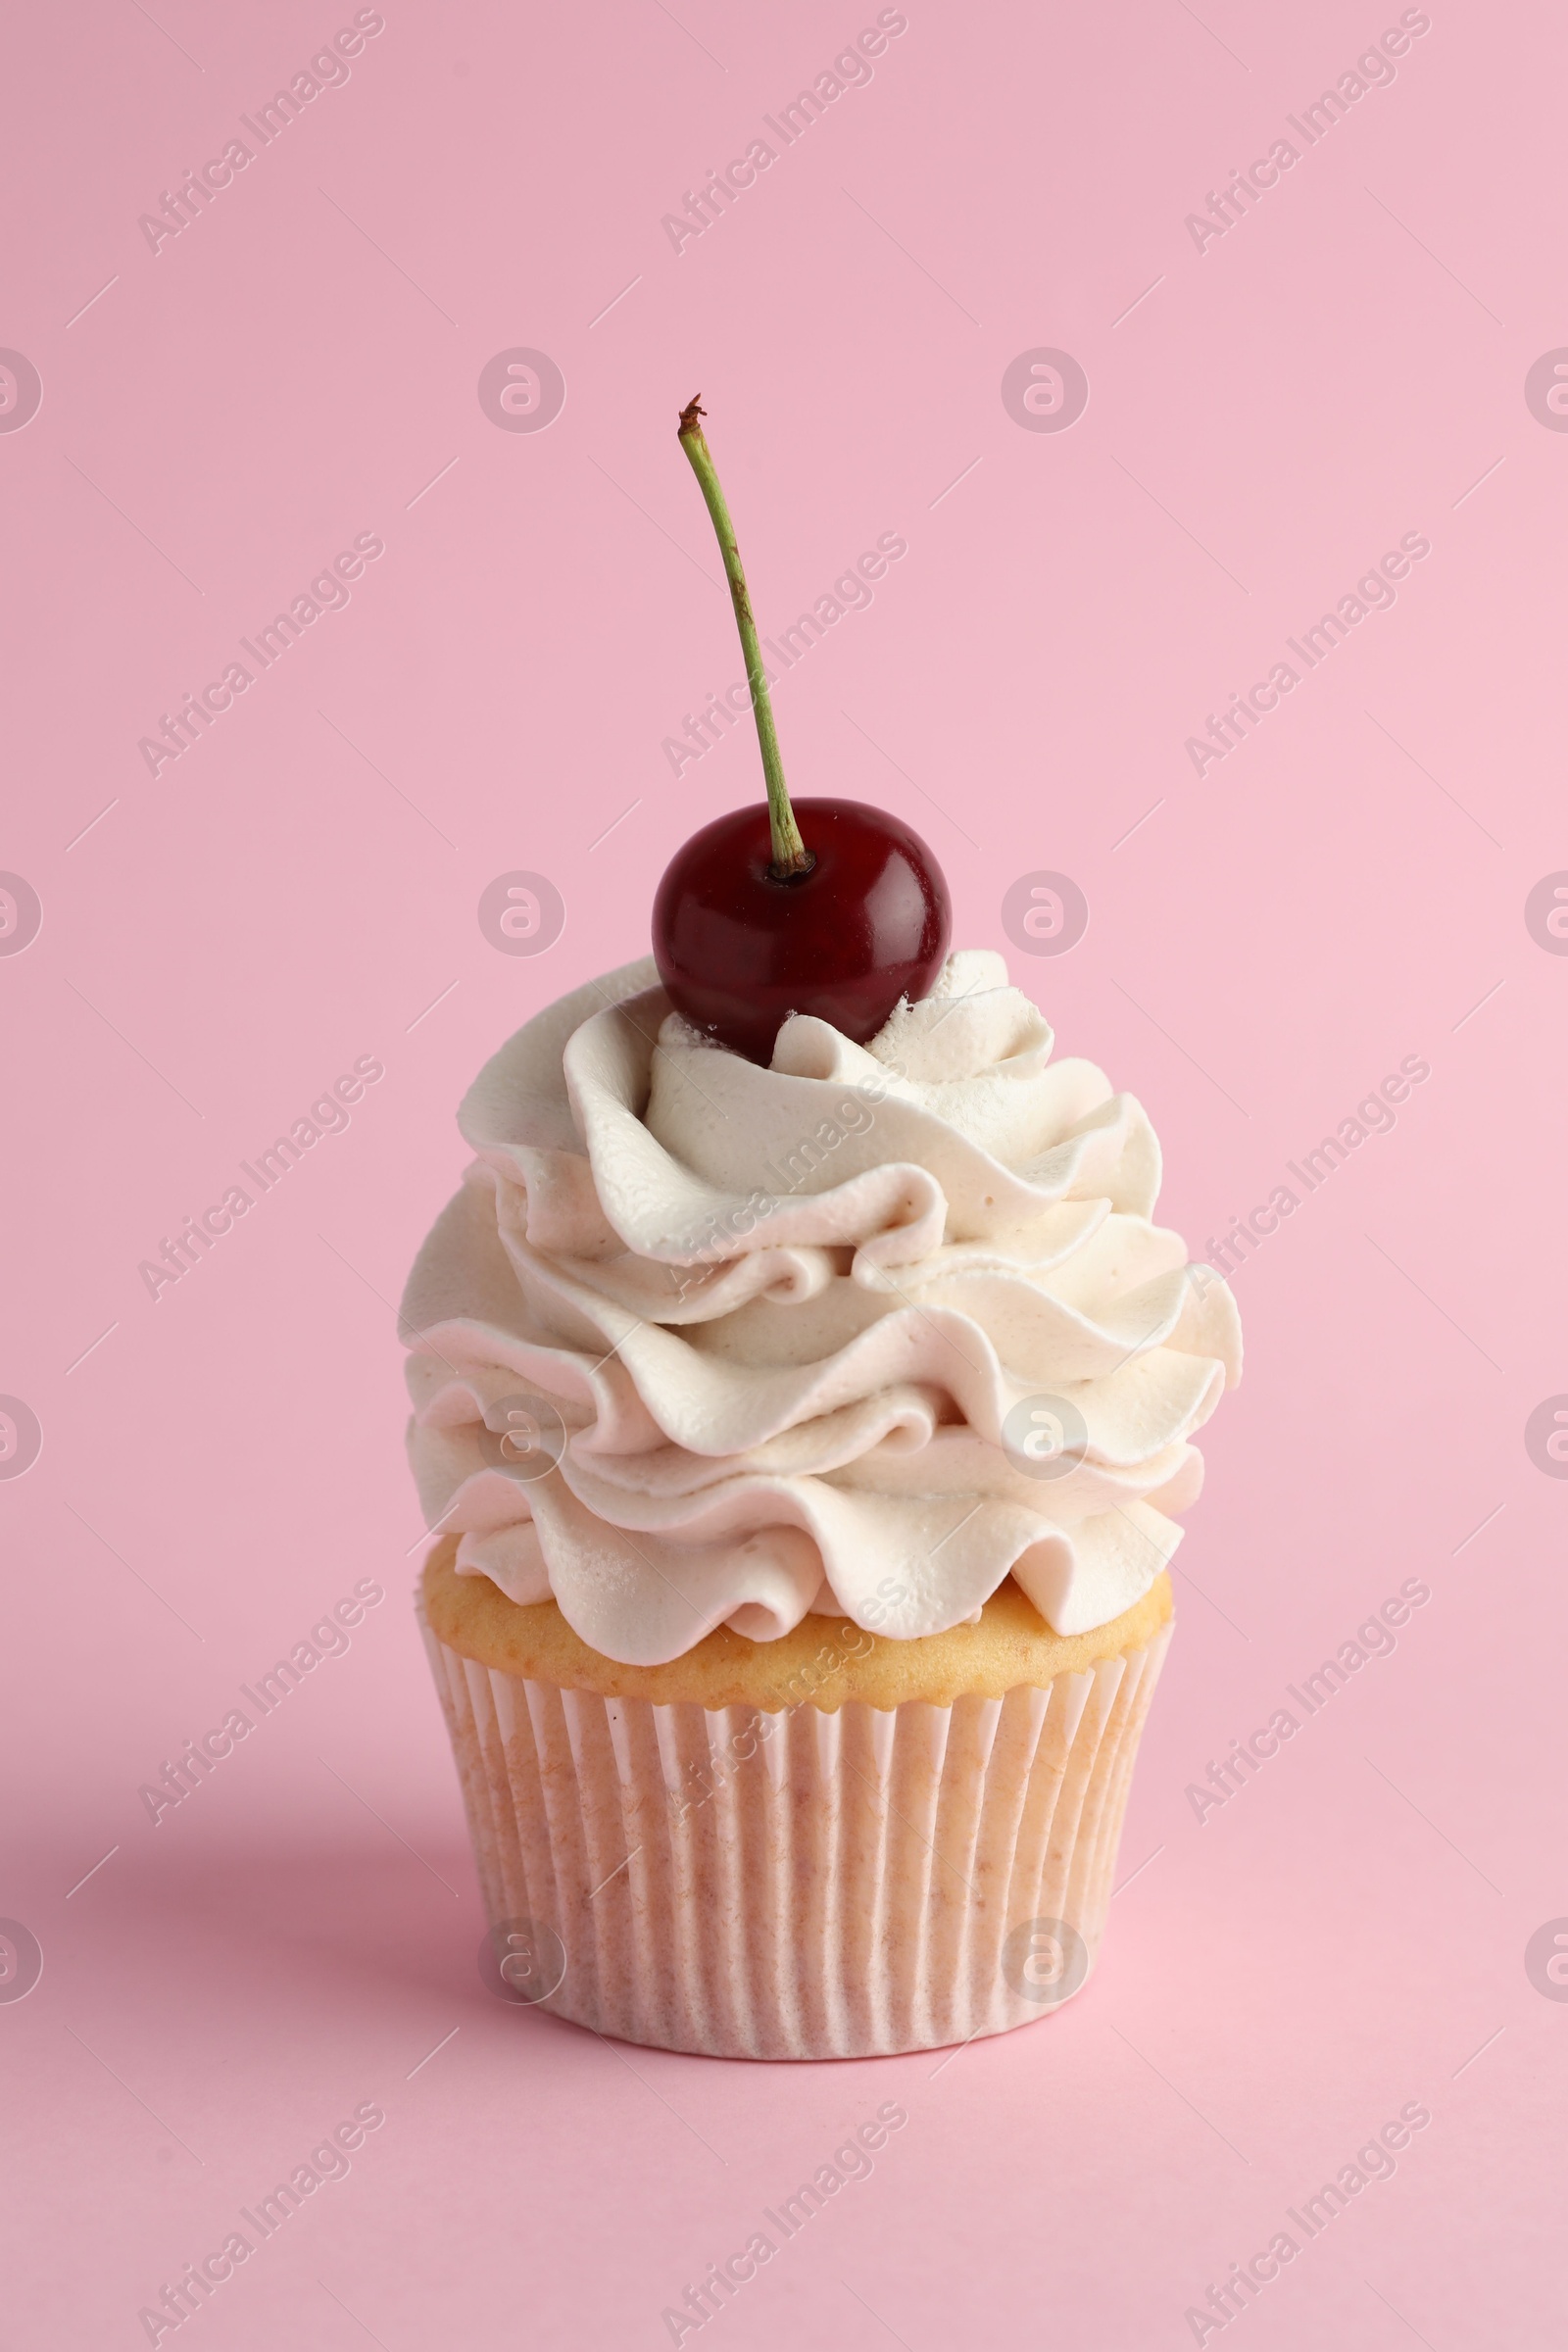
[{"left": 401, "top": 950, "right": 1241, "bottom": 1664}]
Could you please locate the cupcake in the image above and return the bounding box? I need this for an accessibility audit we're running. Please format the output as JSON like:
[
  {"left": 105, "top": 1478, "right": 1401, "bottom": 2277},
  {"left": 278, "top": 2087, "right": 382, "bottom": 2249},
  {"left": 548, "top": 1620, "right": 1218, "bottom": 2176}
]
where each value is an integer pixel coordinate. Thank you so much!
[
  {"left": 405, "top": 947, "right": 1240, "bottom": 2056},
  {"left": 402, "top": 401, "right": 1241, "bottom": 2058}
]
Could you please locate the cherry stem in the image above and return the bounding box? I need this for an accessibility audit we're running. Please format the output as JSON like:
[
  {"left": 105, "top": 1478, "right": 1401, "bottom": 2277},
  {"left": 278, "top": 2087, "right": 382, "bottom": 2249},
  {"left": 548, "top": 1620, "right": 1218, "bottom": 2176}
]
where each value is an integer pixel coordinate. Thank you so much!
[{"left": 677, "top": 398, "right": 810, "bottom": 879}]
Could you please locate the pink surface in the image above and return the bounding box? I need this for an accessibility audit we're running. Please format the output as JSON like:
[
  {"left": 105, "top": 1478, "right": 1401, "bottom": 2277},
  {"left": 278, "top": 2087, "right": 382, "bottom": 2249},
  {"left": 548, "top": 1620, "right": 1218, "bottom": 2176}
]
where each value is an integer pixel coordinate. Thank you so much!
[{"left": 1, "top": 0, "right": 1563, "bottom": 2343}]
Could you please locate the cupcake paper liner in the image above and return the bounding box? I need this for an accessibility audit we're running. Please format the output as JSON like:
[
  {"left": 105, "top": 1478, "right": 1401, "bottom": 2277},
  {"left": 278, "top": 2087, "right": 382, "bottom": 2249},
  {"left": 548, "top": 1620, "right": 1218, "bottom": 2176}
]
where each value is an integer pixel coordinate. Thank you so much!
[{"left": 421, "top": 1602, "right": 1171, "bottom": 2060}]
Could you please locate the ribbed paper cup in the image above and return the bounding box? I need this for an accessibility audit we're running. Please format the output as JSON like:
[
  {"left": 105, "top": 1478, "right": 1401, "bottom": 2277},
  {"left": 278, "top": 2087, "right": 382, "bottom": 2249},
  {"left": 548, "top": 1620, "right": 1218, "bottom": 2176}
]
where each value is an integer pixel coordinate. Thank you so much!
[{"left": 419, "top": 1545, "right": 1171, "bottom": 2060}]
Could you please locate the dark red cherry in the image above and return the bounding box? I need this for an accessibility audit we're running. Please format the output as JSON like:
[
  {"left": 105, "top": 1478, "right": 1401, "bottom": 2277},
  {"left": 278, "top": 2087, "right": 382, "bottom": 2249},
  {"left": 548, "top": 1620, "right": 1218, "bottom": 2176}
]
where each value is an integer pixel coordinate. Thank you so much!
[
  {"left": 655, "top": 405, "right": 950, "bottom": 1060},
  {"left": 653, "top": 796, "right": 951, "bottom": 1064}
]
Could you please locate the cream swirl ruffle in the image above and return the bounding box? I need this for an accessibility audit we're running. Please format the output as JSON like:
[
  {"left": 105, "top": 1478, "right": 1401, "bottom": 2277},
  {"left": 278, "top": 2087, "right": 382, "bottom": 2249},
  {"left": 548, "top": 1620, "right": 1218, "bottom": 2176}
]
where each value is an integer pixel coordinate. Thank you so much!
[{"left": 401, "top": 951, "right": 1241, "bottom": 1664}]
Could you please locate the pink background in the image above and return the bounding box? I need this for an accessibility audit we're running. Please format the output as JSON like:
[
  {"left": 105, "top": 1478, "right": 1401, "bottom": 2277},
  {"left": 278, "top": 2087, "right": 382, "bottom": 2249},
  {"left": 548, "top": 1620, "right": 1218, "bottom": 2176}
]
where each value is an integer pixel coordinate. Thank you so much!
[{"left": 2, "top": 0, "right": 1564, "bottom": 2343}]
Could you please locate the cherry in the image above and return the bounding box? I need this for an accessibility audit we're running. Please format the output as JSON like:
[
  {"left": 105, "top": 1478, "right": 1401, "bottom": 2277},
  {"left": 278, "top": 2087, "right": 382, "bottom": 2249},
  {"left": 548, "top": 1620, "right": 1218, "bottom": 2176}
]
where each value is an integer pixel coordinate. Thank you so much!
[
  {"left": 655, "top": 797, "right": 950, "bottom": 1062},
  {"left": 652, "top": 400, "right": 952, "bottom": 1065}
]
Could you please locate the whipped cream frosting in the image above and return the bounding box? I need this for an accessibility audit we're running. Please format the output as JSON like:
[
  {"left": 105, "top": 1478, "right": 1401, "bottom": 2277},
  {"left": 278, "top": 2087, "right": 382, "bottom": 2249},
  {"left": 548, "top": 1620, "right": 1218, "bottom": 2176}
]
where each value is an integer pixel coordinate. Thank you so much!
[{"left": 401, "top": 951, "right": 1241, "bottom": 1666}]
